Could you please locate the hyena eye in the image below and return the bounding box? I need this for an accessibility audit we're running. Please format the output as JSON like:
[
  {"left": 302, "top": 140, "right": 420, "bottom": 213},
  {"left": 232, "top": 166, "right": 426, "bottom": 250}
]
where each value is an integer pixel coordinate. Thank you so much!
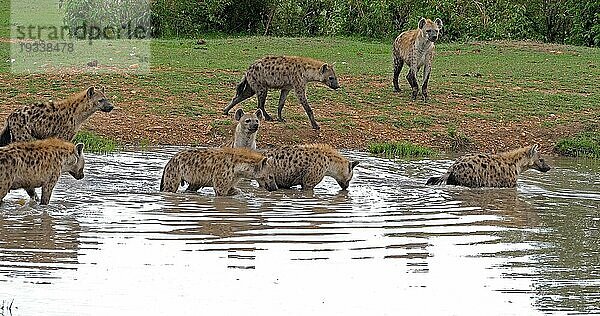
[
  {"left": 245, "top": 119, "right": 251, "bottom": 123},
  {"left": 329, "top": 76, "right": 334, "bottom": 81}
]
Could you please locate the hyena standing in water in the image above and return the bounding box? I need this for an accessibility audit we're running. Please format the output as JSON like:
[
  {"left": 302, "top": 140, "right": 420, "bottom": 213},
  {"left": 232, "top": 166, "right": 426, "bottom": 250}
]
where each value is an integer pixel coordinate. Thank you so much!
[
  {"left": 159, "top": 147, "right": 278, "bottom": 196},
  {"left": 222, "top": 108, "right": 263, "bottom": 150},
  {"left": 393, "top": 18, "right": 443, "bottom": 101},
  {"left": 426, "top": 144, "right": 551, "bottom": 188},
  {"left": 0, "top": 86, "right": 113, "bottom": 146},
  {"left": 259, "top": 143, "right": 359, "bottom": 190},
  {"left": 222, "top": 56, "right": 340, "bottom": 130},
  {"left": 0, "top": 139, "right": 85, "bottom": 205}
]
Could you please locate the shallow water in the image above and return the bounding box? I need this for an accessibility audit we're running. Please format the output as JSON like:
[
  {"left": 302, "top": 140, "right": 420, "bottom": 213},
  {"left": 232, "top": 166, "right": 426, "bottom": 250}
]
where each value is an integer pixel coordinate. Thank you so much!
[{"left": 0, "top": 147, "right": 598, "bottom": 315}]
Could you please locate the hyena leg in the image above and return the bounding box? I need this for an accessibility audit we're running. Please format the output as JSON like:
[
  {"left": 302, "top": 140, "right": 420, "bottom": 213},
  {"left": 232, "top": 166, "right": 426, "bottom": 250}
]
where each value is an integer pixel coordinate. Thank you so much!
[
  {"left": 223, "top": 85, "right": 256, "bottom": 115},
  {"left": 422, "top": 63, "right": 432, "bottom": 102},
  {"left": 406, "top": 68, "right": 419, "bottom": 101},
  {"left": 226, "top": 187, "right": 242, "bottom": 196},
  {"left": 25, "top": 188, "right": 39, "bottom": 202},
  {"left": 393, "top": 59, "right": 404, "bottom": 92},
  {"left": 40, "top": 178, "right": 58, "bottom": 205},
  {"left": 212, "top": 177, "right": 232, "bottom": 196},
  {"left": 256, "top": 90, "right": 273, "bottom": 121},
  {"left": 277, "top": 89, "right": 291, "bottom": 122},
  {"left": 160, "top": 164, "right": 181, "bottom": 193},
  {"left": 301, "top": 171, "right": 325, "bottom": 190},
  {"left": 186, "top": 184, "right": 201, "bottom": 192},
  {"left": 295, "top": 87, "right": 319, "bottom": 130},
  {"left": 9, "top": 125, "right": 33, "bottom": 143},
  {"left": 0, "top": 182, "right": 9, "bottom": 205}
]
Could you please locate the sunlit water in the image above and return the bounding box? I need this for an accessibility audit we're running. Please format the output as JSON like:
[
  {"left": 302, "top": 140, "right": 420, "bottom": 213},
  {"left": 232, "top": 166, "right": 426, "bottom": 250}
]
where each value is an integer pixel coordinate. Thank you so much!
[{"left": 0, "top": 147, "right": 598, "bottom": 315}]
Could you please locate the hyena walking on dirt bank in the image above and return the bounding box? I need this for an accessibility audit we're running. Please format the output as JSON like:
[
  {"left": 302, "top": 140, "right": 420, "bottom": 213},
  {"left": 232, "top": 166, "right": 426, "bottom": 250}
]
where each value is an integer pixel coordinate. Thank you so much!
[
  {"left": 222, "top": 56, "right": 340, "bottom": 130},
  {"left": 393, "top": 18, "right": 443, "bottom": 101},
  {"left": 0, "top": 86, "right": 113, "bottom": 146}
]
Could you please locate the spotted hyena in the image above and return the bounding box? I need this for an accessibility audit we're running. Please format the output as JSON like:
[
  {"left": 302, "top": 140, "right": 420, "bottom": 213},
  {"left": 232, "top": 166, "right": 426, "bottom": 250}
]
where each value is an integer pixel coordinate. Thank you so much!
[
  {"left": 393, "top": 17, "right": 443, "bottom": 101},
  {"left": 0, "top": 138, "right": 85, "bottom": 205},
  {"left": 426, "top": 144, "right": 551, "bottom": 188},
  {"left": 159, "top": 147, "right": 278, "bottom": 196},
  {"left": 222, "top": 56, "right": 340, "bottom": 130},
  {"left": 0, "top": 86, "right": 113, "bottom": 146},
  {"left": 222, "top": 108, "right": 263, "bottom": 150},
  {"left": 259, "top": 143, "right": 359, "bottom": 190}
]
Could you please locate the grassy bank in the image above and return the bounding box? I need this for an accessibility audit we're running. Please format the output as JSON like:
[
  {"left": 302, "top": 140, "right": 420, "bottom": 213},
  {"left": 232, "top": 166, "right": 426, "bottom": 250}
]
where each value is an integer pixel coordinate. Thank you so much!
[
  {"left": 73, "top": 131, "right": 120, "bottom": 153},
  {"left": 368, "top": 141, "right": 436, "bottom": 158},
  {"left": 555, "top": 131, "right": 600, "bottom": 158},
  {"left": 0, "top": 2, "right": 599, "bottom": 155}
]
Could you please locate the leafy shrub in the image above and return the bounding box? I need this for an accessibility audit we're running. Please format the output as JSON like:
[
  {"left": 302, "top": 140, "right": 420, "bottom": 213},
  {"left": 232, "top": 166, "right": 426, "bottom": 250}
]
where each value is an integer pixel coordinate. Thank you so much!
[
  {"left": 148, "top": 0, "right": 599, "bottom": 46},
  {"left": 63, "top": 0, "right": 152, "bottom": 38}
]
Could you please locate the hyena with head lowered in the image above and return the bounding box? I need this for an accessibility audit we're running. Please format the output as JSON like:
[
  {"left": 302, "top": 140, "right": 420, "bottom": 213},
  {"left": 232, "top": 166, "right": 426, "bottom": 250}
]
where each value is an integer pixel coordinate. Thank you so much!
[
  {"left": 222, "top": 56, "right": 340, "bottom": 130},
  {"left": 160, "top": 147, "right": 278, "bottom": 196},
  {"left": 222, "top": 108, "right": 263, "bottom": 150},
  {"left": 426, "top": 144, "right": 551, "bottom": 188},
  {"left": 0, "top": 139, "right": 85, "bottom": 205},
  {"left": 0, "top": 86, "right": 113, "bottom": 146},
  {"left": 393, "top": 17, "right": 443, "bottom": 101},
  {"left": 259, "top": 143, "right": 359, "bottom": 190}
]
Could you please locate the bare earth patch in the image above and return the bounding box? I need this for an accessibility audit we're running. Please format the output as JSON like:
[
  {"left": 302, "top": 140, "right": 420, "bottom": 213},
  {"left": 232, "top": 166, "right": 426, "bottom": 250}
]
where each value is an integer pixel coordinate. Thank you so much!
[{"left": 0, "top": 69, "right": 590, "bottom": 155}]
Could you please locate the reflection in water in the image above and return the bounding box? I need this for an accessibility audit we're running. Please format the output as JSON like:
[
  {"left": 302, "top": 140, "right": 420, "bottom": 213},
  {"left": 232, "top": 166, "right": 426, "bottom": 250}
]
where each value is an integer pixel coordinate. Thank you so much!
[
  {"left": 0, "top": 148, "right": 598, "bottom": 315},
  {"left": 0, "top": 210, "right": 80, "bottom": 279}
]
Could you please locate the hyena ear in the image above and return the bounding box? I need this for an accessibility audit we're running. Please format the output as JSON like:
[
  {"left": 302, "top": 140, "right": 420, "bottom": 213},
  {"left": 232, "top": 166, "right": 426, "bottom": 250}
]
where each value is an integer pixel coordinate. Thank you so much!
[
  {"left": 234, "top": 108, "right": 245, "bottom": 121},
  {"left": 418, "top": 17, "right": 426, "bottom": 29},
  {"left": 100, "top": 86, "right": 105, "bottom": 93},
  {"left": 75, "top": 143, "right": 84, "bottom": 156},
  {"left": 320, "top": 63, "right": 328, "bottom": 74},
  {"left": 528, "top": 144, "right": 539, "bottom": 157},
  {"left": 435, "top": 18, "right": 443, "bottom": 29},
  {"left": 86, "top": 86, "right": 95, "bottom": 98},
  {"left": 254, "top": 109, "right": 264, "bottom": 120}
]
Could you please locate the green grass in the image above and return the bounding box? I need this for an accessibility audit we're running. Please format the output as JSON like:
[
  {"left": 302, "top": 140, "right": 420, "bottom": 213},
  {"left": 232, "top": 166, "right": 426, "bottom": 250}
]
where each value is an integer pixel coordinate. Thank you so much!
[
  {"left": 0, "top": 3, "right": 599, "bottom": 154},
  {"left": 73, "top": 131, "right": 120, "bottom": 153},
  {"left": 368, "top": 141, "right": 437, "bottom": 158},
  {"left": 146, "top": 37, "right": 600, "bottom": 128},
  {"left": 555, "top": 132, "right": 600, "bottom": 158}
]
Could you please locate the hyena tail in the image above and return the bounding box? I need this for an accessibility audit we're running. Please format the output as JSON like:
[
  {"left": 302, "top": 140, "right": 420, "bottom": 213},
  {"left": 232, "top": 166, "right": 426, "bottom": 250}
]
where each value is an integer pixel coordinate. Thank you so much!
[
  {"left": 0, "top": 124, "right": 11, "bottom": 147},
  {"left": 426, "top": 174, "right": 448, "bottom": 185},
  {"left": 159, "top": 159, "right": 181, "bottom": 192},
  {"left": 235, "top": 76, "right": 252, "bottom": 97},
  {"left": 223, "top": 76, "right": 255, "bottom": 115}
]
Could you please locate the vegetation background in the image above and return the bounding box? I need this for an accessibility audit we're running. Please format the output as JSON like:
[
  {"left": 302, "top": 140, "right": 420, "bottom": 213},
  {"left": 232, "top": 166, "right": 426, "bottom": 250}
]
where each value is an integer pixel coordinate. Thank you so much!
[{"left": 144, "top": 0, "right": 600, "bottom": 46}]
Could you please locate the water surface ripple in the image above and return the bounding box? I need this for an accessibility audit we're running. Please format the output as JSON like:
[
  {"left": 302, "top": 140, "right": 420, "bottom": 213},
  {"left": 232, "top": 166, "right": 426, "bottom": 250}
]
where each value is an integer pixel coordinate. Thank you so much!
[{"left": 0, "top": 148, "right": 598, "bottom": 315}]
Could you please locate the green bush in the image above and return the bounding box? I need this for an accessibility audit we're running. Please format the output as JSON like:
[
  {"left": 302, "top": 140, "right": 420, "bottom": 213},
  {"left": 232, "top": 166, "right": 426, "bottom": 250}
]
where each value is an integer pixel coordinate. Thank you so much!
[
  {"left": 63, "top": 0, "right": 152, "bottom": 38},
  {"left": 148, "top": 0, "right": 599, "bottom": 46}
]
